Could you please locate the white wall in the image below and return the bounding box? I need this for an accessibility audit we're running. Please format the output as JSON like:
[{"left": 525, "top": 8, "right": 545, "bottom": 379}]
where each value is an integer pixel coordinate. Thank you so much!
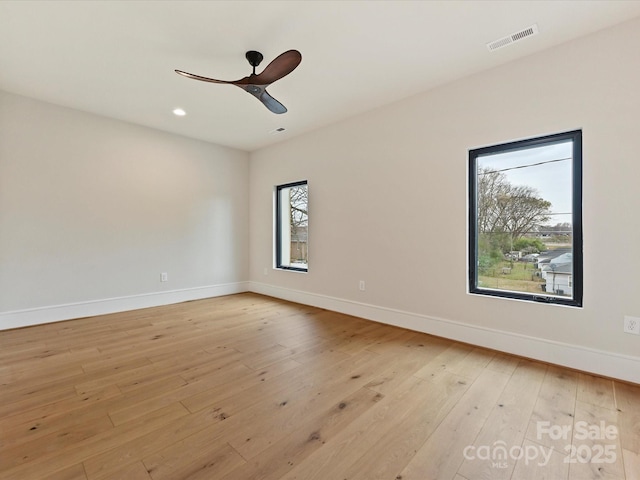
[
  {"left": 249, "top": 18, "right": 640, "bottom": 382},
  {"left": 0, "top": 91, "right": 249, "bottom": 327}
]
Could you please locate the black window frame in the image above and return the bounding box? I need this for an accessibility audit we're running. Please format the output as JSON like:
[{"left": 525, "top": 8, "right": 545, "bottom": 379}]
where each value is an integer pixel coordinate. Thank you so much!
[
  {"left": 275, "top": 180, "right": 308, "bottom": 272},
  {"left": 468, "top": 130, "right": 583, "bottom": 307}
]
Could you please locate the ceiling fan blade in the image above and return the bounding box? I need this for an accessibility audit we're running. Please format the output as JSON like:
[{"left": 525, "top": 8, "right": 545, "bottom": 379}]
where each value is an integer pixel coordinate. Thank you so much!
[
  {"left": 238, "top": 84, "right": 287, "bottom": 114},
  {"left": 259, "top": 89, "right": 287, "bottom": 114},
  {"left": 175, "top": 69, "right": 240, "bottom": 84},
  {"left": 252, "top": 50, "right": 302, "bottom": 85}
]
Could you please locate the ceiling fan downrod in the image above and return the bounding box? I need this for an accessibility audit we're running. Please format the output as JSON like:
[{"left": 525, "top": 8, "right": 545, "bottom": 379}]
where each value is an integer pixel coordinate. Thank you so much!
[{"left": 245, "top": 51, "right": 264, "bottom": 75}]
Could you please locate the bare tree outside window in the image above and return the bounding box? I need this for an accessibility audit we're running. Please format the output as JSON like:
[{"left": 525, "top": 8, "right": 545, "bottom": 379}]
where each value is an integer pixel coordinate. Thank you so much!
[
  {"left": 276, "top": 181, "right": 308, "bottom": 271},
  {"left": 288, "top": 185, "right": 308, "bottom": 265},
  {"left": 477, "top": 167, "right": 552, "bottom": 248}
]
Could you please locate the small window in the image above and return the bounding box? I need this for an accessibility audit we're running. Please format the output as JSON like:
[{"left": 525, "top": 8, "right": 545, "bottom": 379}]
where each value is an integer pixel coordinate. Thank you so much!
[
  {"left": 469, "top": 130, "right": 582, "bottom": 307},
  {"left": 275, "top": 181, "right": 308, "bottom": 271}
]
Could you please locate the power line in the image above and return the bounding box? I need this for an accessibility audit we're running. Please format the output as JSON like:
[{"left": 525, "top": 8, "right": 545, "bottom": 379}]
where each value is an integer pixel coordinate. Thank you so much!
[
  {"left": 482, "top": 231, "right": 573, "bottom": 235},
  {"left": 479, "top": 157, "right": 571, "bottom": 175}
]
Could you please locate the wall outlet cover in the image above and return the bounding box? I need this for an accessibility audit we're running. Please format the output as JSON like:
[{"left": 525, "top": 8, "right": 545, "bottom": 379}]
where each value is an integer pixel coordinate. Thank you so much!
[{"left": 623, "top": 316, "right": 640, "bottom": 335}]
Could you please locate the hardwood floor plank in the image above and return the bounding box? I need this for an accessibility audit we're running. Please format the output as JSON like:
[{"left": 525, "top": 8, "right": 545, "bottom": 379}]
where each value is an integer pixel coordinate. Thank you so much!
[
  {"left": 143, "top": 438, "right": 245, "bottom": 480},
  {"left": 614, "top": 381, "right": 640, "bottom": 453},
  {"left": 412, "top": 342, "right": 476, "bottom": 382},
  {"left": 117, "top": 350, "right": 243, "bottom": 393},
  {"left": 485, "top": 352, "right": 521, "bottom": 375},
  {"left": 279, "top": 374, "right": 434, "bottom": 480},
  {"left": 457, "top": 360, "right": 547, "bottom": 479},
  {"left": 0, "top": 357, "right": 83, "bottom": 386},
  {"left": 219, "top": 387, "right": 383, "bottom": 480},
  {"left": 82, "top": 404, "right": 226, "bottom": 479},
  {"left": 177, "top": 350, "right": 249, "bottom": 383},
  {"left": 446, "top": 347, "right": 497, "bottom": 380},
  {"left": 363, "top": 336, "right": 450, "bottom": 395},
  {"left": 224, "top": 351, "right": 388, "bottom": 459},
  {"left": 622, "top": 449, "right": 640, "bottom": 480},
  {"left": 74, "top": 365, "right": 158, "bottom": 396},
  {"left": 0, "top": 402, "right": 188, "bottom": 480},
  {"left": 577, "top": 373, "right": 616, "bottom": 411},
  {"left": 179, "top": 347, "right": 352, "bottom": 415},
  {"left": 0, "top": 384, "right": 80, "bottom": 420},
  {"left": 175, "top": 358, "right": 302, "bottom": 418},
  {"left": 46, "top": 463, "right": 88, "bottom": 480},
  {"left": 525, "top": 365, "right": 578, "bottom": 455},
  {"left": 568, "top": 400, "right": 625, "bottom": 479},
  {"left": 346, "top": 371, "right": 471, "bottom": 480},
  {"left": 274, "top": 329, "right": 329, "bottom": 350},
  {"left": 98, "top": 461, "right": 152, "bottom": 480},
  {"left": 396, "top": 368, "right": 512, "bottom": 480},
  {"left": 0, "top": 415, "right": 113, "bottom": 472},
  {"left": 235, "top": 343, "right": 290, "bottom": 369},
  {"left": 510, "top": 439, "right": 569, "bottom": 480},
  {"left": 100, "top": 376, "right": 187, "bottom": 425},
  {"left": 285, "top": 371, "right": 469, "bottom": 480},
  {"left": 285, "top": 340, "right": 351, "bottom": 365},
  {"left": 0, "top": 384, "right": 121, "bottom": 450}
]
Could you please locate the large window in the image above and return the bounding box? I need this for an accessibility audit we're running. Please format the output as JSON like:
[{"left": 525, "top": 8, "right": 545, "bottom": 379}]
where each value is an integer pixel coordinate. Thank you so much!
[
  {"left": 469, "top": 130, "right": 582, "bottom": 306},
  {"left": 275, "top": 181, "right": 308, "bottom": 271}
]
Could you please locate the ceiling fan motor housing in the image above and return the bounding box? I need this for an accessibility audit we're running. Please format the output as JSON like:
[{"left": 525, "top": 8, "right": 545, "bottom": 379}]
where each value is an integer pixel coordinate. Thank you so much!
[{"left": 245, "top": 51, "right": 264, "bottom": 68}]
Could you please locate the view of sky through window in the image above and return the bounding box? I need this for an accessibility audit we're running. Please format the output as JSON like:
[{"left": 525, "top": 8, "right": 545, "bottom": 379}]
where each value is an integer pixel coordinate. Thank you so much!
[{"left": 478, "top": 140, "right": 573, "bottom": 225}]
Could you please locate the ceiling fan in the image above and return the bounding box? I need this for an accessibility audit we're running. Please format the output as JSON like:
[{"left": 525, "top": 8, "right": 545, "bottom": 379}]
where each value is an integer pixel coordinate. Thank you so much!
[{"left": 175, "top": 50, "right": 302, "bottom": 114}]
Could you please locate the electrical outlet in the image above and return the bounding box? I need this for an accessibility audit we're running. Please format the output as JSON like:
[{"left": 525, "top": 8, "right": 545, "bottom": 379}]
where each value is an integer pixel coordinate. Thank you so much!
[
  {"left": 624, "top": 316, "right": 640, "bottom": 335},
  {"left": 359, "top": 280, "right": 365, "bottom": 291},
  {"left": 160, "top": 272, "right": 168, "bottom": 282}
]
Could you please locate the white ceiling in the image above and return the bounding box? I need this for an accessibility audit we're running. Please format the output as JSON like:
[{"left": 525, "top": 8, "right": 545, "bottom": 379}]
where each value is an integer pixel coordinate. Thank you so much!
[{"left": 2, "top": 1, "right": 640, "bottom": 152}]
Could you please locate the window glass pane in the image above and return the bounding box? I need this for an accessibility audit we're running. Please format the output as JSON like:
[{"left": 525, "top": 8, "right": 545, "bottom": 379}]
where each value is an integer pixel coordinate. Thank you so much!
[
  {"left": 276, "top": 182, "right": 308, "bottom": 270},
  {"left": 469, "top": 131, "right": 582, "bottom": 306}
]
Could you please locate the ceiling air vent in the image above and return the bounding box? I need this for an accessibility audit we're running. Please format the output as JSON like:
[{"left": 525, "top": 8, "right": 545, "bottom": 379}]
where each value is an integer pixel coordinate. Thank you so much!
[{"left": 487, "top": 24, "right": 539, "bottom": 51}]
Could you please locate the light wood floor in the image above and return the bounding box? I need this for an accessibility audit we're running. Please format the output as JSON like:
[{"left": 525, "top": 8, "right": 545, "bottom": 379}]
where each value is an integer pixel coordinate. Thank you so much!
[{"left": 1, "top": 293, "right": 638, "bottom": 480}]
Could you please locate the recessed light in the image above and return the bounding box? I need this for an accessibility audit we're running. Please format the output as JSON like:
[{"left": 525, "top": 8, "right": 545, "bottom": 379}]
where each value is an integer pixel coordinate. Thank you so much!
[{"left": 173, "top": 108, "right": 186, "bottom": 116}]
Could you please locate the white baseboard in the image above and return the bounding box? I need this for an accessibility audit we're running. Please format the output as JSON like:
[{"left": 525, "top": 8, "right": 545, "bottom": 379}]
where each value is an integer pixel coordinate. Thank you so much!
[
  {"left": 249, "top": 282, "right": 640, "bottom": 384},
  {"left": 3, "top": 281, "right": 637, "bottom": 384},
  {"left": 0, "top": 282, "right": 249, "bottom": 331}
]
